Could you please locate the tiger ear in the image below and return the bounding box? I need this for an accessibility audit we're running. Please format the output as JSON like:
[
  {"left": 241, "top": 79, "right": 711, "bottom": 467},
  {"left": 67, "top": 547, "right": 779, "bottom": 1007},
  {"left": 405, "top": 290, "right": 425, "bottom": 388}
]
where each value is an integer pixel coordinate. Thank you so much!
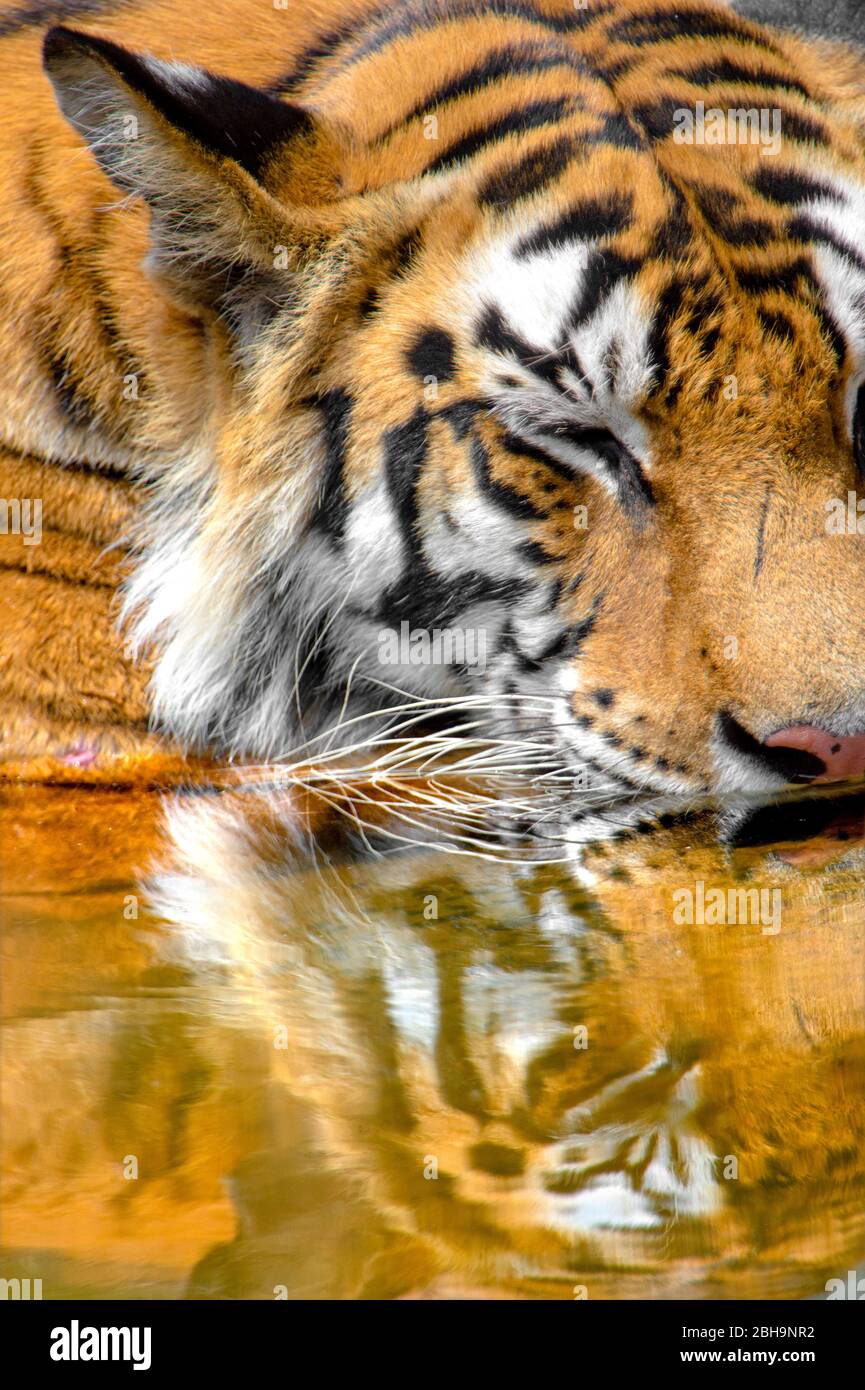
[{"left": 42, "top": 26, "right": 350, "bottom": 332}]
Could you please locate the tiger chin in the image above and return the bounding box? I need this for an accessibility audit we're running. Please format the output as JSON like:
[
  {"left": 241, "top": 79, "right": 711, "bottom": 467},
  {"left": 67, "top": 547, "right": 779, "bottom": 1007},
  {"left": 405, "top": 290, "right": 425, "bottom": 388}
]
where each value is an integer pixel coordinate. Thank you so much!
[{"left": 3, "top": 0, "right": 865, "bottom": 802}]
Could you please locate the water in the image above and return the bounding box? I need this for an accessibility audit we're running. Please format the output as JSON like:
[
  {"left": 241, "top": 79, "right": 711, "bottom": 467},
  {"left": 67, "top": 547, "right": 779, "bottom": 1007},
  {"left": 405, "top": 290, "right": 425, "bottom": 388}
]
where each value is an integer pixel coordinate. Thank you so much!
[{"left": 1, "top": 779, "right": 863, "bottom": 1300}]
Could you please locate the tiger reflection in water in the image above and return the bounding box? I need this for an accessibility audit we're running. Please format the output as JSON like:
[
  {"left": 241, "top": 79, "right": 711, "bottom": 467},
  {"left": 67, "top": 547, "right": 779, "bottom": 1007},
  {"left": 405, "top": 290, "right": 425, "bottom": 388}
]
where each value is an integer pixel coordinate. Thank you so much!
[{"left": 142, "top": 784, "right": 865, "bottom": 1301}]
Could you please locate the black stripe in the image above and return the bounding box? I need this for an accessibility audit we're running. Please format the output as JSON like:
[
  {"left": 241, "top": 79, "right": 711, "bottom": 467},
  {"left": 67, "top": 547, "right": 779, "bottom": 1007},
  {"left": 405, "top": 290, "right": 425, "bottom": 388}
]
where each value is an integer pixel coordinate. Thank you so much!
[
  {"left": 499, "top": 612, "right": 600, "bottom": 673},
  {"left": 499, "top": 431, "right": 579, "bottom": 484},
  {"left": 499, "top": 622, "right": 547, "bottom": 674},
  {"left": 539, "top": 423, "right": 655, "bottom": 519},
  {"left": 310, "top": 389, "right": 352, "bottom": 545},
  {"left": 476, "top": 303, "right": 535, "bottom": 359},
  {"left": 434, "top": 949, "right": 490, "bottom": 1119},
  {"left": 631, "top": 96, "right": 825, "bottom": 148},
  {"left": 684, "top": 286, "right": 724, "bottom": 331},
  {"left": 424, "top": 97, "right": 575, "bottom": 175},
  {"left": 269, "top": 0, "right": 612, "bottom": 94},
  {"left": 386, "top": 227, "right": 425, "bottom": 277},
  {"left": 382, "top": 42, "right": 586, "bottom": 135},
  {"left": 373, "top": 565, "right": 528, "bottom": 632},
  {"left": 563, "top": 594, "right": 604, "bottom": 657},
  {"left": 647, "top": 280, "right": 687, "bottom": 394},
  {"left": 478, "top": 134, "right": 576, "bottom": 209},
  {"left": 356, "top": 286, "right": 381, "bottom": 319},
  {"left": 49, "top": 454, "right": 131, "bottom": 485},
  {"left": 607, "top": 6, "right": 786, "bottom": 57},
  {"left": 26, "top": 138, "right": 151, "bottom": 414},
  {"left": 383, "top": 406, "right": 429, "bottom": 546},
  {"left": 584, "top": 111, "right": 645, "bottom": 150},
  {"left": 322, "top": 0, "right": 615, "bottom": 81},
  {"left": 630, "top": 95, "right": 691, "bottom": 141},
  {"left": 699, "top": 324, "right": 722, "bottom": 358},
  {"left": 0, "top": 561, "right": 117, "bottom": 592},
  {"left": 736, "top": 256, "right": 818, "bottom": 296},
  {"left": 43, "top": 340, "right": 96, "bottom": 427},
  {"left": 517, "top": 540, "right": 556, "bottom": 567},
  {"left": 356, "top": 228, "right": 425, "bottom": 312},
  {"left": 772, "top": 107, "right": 827, "bottom": 147},
  {"left": 788, "top": 215, "right": 865, "bottom": 276},
  {"left": 476, "top": 304, "right": 563, "bottom": 391},
  {"left": 471, "top": 436, "right": 542, "bottom": 519},
  {"left": 553, "top": 340, "right": 596, "bottom": 397},
  {"left": 756, "top": 308, "right": 796, "bottom": 341},
  {"left": 668, "top": 58, "right": 812, "bottom": 102},
  {"left": 514, "top": 191, "right": 632, "bottom": 258},
  {"left": 267, "top": 25, "right": 356, "bottom": 93},
  {"left": 810, "top": 302, "right": 847, "bottom": 368},
  {"left": 545, "top": 579, "right": 565, "bottom": 621},
  {"left": 0, "top": 0, "right": 122, "bottom": 38},
  {"left": 692, "top": 186, "right": 776, "bottom": 247},
  {"left": 590, "top": 55, "right": 642, "bottom": 84},
  {"left": 649, "top": 200, "right": 693, "bottom": 260},
  {"left": 751, "top": 167, "right": 839, "bottom": 206},
  {"left": 567, "top": 247, "right": 642, "bottom": 329},
  {"left": 753, "top": 484, "right": 772, "bottom": 581},
  {"left": 437, "top": 398, "right": 487, "bottom": 439},
  {"left": 721, "top": 217, "right": 776, "bottom": 247}
]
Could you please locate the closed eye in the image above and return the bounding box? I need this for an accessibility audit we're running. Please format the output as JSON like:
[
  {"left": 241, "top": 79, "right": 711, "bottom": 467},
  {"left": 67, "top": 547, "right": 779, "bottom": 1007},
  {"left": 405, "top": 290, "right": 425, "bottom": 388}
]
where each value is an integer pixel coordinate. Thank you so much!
[{"left": 532, "top": 420, "right": 655, "bottom": 520}]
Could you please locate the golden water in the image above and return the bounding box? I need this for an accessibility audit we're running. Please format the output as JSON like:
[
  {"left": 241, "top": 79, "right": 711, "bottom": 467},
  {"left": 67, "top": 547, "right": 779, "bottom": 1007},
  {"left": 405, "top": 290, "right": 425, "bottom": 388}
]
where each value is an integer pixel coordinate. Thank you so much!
[{"left": 1, "top": 781, "right": 863, "bottom": 1299}]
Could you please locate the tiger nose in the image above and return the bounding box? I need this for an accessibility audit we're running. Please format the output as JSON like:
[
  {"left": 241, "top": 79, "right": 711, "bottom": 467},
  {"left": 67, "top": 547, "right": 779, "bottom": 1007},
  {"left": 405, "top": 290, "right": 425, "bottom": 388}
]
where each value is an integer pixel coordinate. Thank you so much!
[{"left": 764, "top": 726, "right": 865, "bottom": 783}]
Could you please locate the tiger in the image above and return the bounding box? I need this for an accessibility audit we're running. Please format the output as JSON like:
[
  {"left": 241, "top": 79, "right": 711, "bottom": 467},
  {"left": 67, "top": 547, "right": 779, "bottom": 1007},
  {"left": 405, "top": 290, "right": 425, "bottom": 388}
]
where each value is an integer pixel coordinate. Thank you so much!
[
  {"left": 3, "top": 0, "right": 865, "bottom": 802},
  {"left": 2, "top": 773, "right": 863, "bottom": 1298}
]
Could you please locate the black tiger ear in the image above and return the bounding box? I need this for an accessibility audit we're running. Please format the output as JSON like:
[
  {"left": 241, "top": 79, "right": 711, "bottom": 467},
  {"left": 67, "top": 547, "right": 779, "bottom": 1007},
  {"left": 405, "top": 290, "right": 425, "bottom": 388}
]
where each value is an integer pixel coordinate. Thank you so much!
[
  {"left": 43, "top": 25, "right": 318, "bottom": 185},
  {"left": 42, "top": 26, "right": 348, "bottom": 328}
]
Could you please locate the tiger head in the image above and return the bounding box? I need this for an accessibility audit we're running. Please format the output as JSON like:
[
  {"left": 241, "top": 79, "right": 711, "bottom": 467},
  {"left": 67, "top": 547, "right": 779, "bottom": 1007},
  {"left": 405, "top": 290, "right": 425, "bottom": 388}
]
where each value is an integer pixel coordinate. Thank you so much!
[{"left": 42, "top": 3, "right": 865, "bottom": 793}]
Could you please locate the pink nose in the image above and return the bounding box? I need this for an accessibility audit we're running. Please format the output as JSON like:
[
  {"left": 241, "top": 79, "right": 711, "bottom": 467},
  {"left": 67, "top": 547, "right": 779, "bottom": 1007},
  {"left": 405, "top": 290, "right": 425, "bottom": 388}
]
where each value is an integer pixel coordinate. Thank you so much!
[{"left": 765, "top": 726, "right": 865, "bottom": 783}]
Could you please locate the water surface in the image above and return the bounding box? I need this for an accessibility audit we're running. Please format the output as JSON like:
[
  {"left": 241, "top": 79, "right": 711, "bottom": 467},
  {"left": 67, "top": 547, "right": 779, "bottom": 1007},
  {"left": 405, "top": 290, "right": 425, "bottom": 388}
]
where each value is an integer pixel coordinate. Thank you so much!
[{"left": 1, "top": 780, "right": 863, "bottom": 1299}]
